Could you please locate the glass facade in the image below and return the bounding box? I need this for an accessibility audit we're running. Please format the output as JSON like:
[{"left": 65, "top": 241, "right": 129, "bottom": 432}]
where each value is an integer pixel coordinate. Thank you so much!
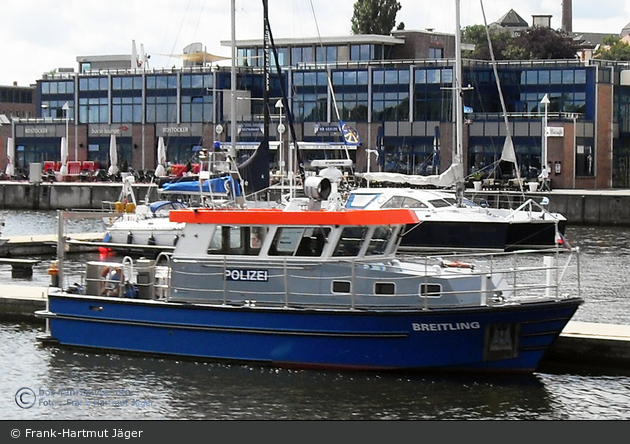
[{"left": 29, "top": 33, "right": 629, "bottom": 188}]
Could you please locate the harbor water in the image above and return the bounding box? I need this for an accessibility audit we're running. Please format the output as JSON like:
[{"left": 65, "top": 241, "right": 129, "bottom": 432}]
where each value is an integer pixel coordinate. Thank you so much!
[{"left": 1, "top": 209, "right": 629, "bottom": 420}]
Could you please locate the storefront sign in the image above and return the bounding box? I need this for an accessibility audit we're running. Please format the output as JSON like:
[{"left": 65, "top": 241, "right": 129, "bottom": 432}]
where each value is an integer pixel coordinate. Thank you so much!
[
  {"left": 315, "top": 124, "right": 340, "bottom": 134},
  {"left": 163, "top": 126, "right": 190, "bottom": 134},
  {"left": 24, "top": 128, "right": 49, "bottom": 134},
  {"left": 546, "top": 127, "right": 564, "bottom": 137}
]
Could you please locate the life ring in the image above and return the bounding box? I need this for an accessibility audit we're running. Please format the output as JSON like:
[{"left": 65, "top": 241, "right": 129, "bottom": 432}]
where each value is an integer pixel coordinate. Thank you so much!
[
  {"left": 100, "top": 266, "right": 120, "bottom": 296},
  {"left": 440, "top": 260, "right": 475, "bottom": 270}
]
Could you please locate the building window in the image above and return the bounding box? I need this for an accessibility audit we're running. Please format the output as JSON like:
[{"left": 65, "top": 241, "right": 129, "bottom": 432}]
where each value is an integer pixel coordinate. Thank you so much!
[
  {"left": 112, "top": 76, "right": 143, "bottom": 90},
  {"left": 291, "top": 46, "right": 314, "bottom": 65},
  {"left": 112, "top": 96, "right": 142, "bottom": 123},
  {"left": 79, "top": 97, "right": 108, "bottom": 124},
  {"left": 146, "top": 75, "right": 178, "bottom": 89},
  {"left": 315, "top": 46, "right": 338, "bottom": 64},
  {"left": 429, "top": 47, "right": 443, "bottom": 59},
  {"left": 414, "top": 71, "right": 452, "bottom": 121},
  {"left": 576, "top": 145, "right": 594, "bottom": 176},
  {"left": 332, "top": 70, "right": 369, "bottom": 121},
  {"left": 79, "top": 77, "right": 108, "bottom": 91},
  {"left": 146, "top": 96, "right": 177, "bottom": 123},
  {"left": 372, "top": 69, "right": 410, "bottom": 121},
  {"left": 181, "top": 74, "right": 214, "bottom": 89},
  {"left": 350, "top": 44, "right": 373, "bottom": 62},
  {"left": 41, "top": 80, "right": 74, "bottom": 95},
  {"left": 181, "top": 95, "right": 213, "bottom": 123},
  {"left": 292, "top": 71, "right": 328, "bottom": 122}
]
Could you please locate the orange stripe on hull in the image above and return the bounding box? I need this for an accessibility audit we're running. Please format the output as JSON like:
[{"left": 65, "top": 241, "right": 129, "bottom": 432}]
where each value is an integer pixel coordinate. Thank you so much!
[{"left": 169, "top": 208, "right": 419, "bottom": 226}]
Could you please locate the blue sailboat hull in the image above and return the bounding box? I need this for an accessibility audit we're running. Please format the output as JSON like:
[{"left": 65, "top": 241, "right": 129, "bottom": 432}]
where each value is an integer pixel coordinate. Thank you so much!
[{"left": 41, "top": 295, "right": 582, "bottom": 372}]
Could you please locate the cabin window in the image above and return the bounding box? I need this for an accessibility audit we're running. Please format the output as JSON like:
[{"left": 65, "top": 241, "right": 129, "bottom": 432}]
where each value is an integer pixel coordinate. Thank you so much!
[
  {"left": 375, "top": 283, "right": 395, "bottom": 295},
  {"left": 333, "top": 227, "right": 367, "bottom": 257},
  {"left": 365, "top": 226, "right": 393, "bottom": 255},
  {"left": 332, "top": 281, "right": 351, "bottom": 294},
  {"left": 381, "top": 196, "right": 405, "bottom": 208},
  {"left": 420, "top": 283, "right": 442, "bottom": 298},
  {"left": 208, "top": 227, "right": 223, "bottom": 253},
  {"left": 207, "top": 226, "right": 264, "bottom": 255},
  {"left": 269, "top": 227, "right": 304, "bottom": 256},
  {"left": 247, "top": 226, "right": 266, "bottom": 255},
  {"left": 402, "top": 198, "right": 427, "bottom": 209},
  {"left": 294, "top": 228, "right": 330, "bottom": 257}
]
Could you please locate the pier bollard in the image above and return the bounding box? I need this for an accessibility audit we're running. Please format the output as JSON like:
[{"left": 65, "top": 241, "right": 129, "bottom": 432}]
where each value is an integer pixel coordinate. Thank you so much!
[{"left": 47, "top": 260, "right": 59, "bottom": 287}]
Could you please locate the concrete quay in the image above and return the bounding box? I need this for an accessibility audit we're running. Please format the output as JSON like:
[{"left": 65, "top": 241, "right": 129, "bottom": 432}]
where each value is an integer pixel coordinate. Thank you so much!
[
  {"left": 466, "top": 188, "right": 630, "bottom": 226},
  {"left": 0, "top": 283, "right": 628, "bottom": 374},
  {"left": 2, "top": 180, "right": 630, "bottom": 226}
]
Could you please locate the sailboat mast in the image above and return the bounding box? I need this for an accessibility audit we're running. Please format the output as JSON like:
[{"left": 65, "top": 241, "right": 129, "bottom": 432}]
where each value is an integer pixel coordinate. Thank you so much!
[
  {"left": 263, "top": 0, "right": 270, "bottom": 146},
  {"left": 454, "top": 0, "right": 463, "bottom": 165},
  {"left": 230, "top": 0, "right": 237, "bottom": 158}
]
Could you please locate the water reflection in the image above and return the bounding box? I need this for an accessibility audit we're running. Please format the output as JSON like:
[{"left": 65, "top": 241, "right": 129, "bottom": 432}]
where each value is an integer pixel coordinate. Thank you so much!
[
  {"left": 38, "top": 345, "right": 556, "bottom": 420},
  {"left": 3, "top": 320, "right": 630, "bottom": 420}
]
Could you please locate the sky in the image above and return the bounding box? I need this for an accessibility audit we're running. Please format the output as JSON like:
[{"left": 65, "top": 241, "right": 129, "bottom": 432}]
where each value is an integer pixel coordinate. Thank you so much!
[{"left": 1, "top": 0, "right": 629, "bottom": 87}]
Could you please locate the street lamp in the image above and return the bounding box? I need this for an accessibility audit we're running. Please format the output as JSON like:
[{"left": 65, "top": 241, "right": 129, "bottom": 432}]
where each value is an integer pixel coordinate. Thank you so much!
[
  {"left": 62, "top": 102, "right": 72, "bottom": 160},
  {"left": 541, "top": 94, "right": 550, "bottom": 170}
]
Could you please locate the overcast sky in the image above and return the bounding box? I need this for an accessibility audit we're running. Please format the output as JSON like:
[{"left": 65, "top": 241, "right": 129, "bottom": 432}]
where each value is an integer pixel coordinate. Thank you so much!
[{"left": 1, "top": 0, "right": 628, "bottom": 87}]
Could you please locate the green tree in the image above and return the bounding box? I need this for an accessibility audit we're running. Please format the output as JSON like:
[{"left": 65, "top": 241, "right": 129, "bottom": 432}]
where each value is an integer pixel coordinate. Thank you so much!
[
  {"left": 595, "top": 35, "right": 630, "bottom": 61},
  {"left": 351, "top": 0, "right": 402, "bottom": 35},
  {"left": 461, "top": 24, "right": 579, "bottom": 60},
  {"left": 512, "top": 26, "right": 580, "bottom": 59},
  {"left": 461, "top": 25, "right": 513, "bottom": 60}
]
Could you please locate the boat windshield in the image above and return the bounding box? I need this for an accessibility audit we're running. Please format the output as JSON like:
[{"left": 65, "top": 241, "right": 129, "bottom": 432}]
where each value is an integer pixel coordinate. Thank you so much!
[
  {"left": 345, "top": 193, "right": 380, "bottom": 209},
  {"left": 381, "top": 197, "right": 428, "bottom": 209},
  {"left": 333, "top": 226, "right": 368, "bottom": 257},
  {"left": 269, "top": 227, "right": 330, "bottom": 257},
  {"left": 150, "top": 201, "right": 187, "bottom": 217}
]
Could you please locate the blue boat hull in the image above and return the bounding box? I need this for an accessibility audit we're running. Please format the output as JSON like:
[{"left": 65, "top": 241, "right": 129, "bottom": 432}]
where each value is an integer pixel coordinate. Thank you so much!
[{"left": 40, "top": 295, "right": 582, "bottom": 373}]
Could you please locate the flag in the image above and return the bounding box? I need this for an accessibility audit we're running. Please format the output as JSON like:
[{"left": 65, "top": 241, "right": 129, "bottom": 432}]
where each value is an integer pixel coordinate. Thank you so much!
[{"left": 340, "top": 121, "right": 361, "bottom": 146}]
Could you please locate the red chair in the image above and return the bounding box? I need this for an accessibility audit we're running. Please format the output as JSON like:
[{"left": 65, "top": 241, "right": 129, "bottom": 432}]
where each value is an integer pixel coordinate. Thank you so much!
[
  {"left": 82, "top": 161, "right": 96, "bottom": 172},
  {"left": 191, "top": 163, "right": 201, "bottom": 174},
  {"left": 43, "top": 161, "right": 56, "bottom": 172},
  {"left": 169, "top": 164, "right": 186, "bottom": 177},
  {"left": 67, "top": 161, "right": 82, "bottom": 175}
]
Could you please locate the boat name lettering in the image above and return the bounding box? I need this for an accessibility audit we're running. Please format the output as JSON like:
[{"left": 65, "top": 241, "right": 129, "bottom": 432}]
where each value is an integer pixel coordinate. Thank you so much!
[
  {"left": 225, "top": 269, "right": 268, "bottom": 282},
  {"left": 412, "top": 322, "right": 480, "bottom": 332}
]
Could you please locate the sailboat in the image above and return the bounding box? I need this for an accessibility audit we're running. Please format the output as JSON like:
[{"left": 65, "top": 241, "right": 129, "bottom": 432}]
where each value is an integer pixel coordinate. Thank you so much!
[{"left": 346, "top": 0, "right": 566, "bottom": 251}]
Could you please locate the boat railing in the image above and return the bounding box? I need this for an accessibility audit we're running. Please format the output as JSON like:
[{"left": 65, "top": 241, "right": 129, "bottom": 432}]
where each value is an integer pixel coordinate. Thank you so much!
[
  {"left": 503, "top": 198, "right": 562, "bottom": 221},
  {"left": 163, "top": 247, "right": 580, "bottom": 310}
]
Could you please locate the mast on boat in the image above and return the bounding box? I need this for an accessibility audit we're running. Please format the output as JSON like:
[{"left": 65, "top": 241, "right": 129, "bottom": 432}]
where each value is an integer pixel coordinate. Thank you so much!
[
  {"left": 229, "top": 0, "right": 237, "bottom": 159},
  {"left": 454, "top": 0, "right": 464, "bottom": 167},
  {"left": 453, "top": 0, "right": 467, "bottom": 205}
]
